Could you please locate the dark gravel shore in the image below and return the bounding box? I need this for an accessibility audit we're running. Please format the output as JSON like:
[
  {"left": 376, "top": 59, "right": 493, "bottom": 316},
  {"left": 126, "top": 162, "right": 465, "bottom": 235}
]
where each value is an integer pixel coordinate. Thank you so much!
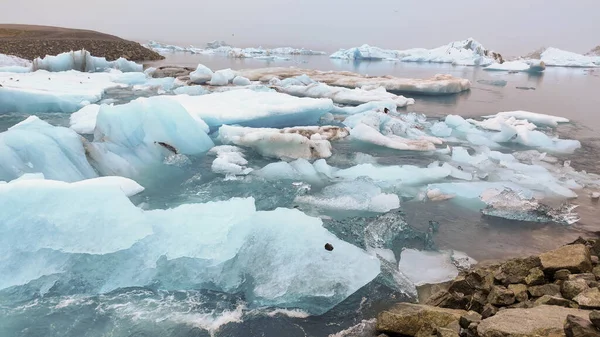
[{"left": 0, "top": 24, "right": 164, "bottom": 61}]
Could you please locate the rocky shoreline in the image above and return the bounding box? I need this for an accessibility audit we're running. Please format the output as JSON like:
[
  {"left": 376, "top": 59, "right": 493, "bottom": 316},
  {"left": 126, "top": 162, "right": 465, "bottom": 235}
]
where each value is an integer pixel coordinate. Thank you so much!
[
  {"left": 0, "top": 24, "right": 163, "bottom": 61},
  {"left": 374, "top": 238, "right": 600, "bottom": 337}
]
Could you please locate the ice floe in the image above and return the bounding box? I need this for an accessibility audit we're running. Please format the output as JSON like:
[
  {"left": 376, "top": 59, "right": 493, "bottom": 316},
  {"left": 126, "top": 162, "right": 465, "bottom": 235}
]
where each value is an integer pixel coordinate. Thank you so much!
[
  {"left": 330, "top": 38, "right": 503, "bottom": 66},
  {"left": 69, "top": 103, "right": 101, "bottom": 134},
  {"left": 484, "top": 60, "right": 545, "bottom": 72},
  {"left": 0, "top": 116, "right": 97, "bottom": 182},
  {"left": 85, "top": 96, "right": 214, "bottom": 177},
  {"left": 208, "top": 145, "right": 253, "bottom": 176},
  {"left": 218, "top": 125, "right": 348, "bottom": 160},
  {"left": 168, "top": 89, "right": 334, "bottom": 129},
  {"left": 539, "top": 47, "right": 600, "bottom": 67},
  {"left": 240, "top": 67, "right": 471, "bottom": 95},
  {"left": 398, "top": 249, "right": 476, "bottom": 286}
]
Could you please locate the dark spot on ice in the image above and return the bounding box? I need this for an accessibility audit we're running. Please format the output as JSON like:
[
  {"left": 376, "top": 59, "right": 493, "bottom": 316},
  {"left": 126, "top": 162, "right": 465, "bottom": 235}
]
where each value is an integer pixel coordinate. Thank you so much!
[
  {"left": 155, "top": 141, "right": 178, "bottom": 154},
  {"left": 458, "top": 165, "right": 463, "bottom": 171},
  {"left": 324, "top": 243, "right": 334, "bottom": 251},
  {"left": 293, "top": 205, "right": 300, "bottom": 209},
  {"left": 384, "top": 108, "right": 390, "bottom": 114}
]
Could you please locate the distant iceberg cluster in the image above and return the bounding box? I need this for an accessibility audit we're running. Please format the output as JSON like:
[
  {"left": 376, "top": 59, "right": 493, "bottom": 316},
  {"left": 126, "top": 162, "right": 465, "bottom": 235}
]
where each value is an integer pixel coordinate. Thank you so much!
[
  {"left": 330, "top": 38, "right": 504, "bottom": 66},
  {"left": 145, "top": 40, "right": 326, "bottom": 61}
]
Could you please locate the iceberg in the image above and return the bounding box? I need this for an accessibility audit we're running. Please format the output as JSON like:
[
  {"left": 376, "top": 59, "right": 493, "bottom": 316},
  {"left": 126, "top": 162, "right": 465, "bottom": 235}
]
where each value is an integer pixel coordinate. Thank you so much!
[
  {"left": 0, "top": 176, "right": 380, "bottom": 314},
  {"left": 254, "top": 158, "right": 334, "bottom": 185},
  {"left": 330, "top": 38, "right": 503, "bottom": 66},
  {"left": 218, "top": 125, "right": 348, "bottom": 160},
  {"left": 538, "top": 47, "right": 600, "bottom": 67},
  {"left": 0, "top": 70, "right": 129, "bottom": 113},
  {"left": 33, "top": 50, "right": 142, "bottom": 72},
  {"left": 209, "top": 68, "right": 238, "bottom": 86},
  {"left": 69, "top": 104, "right": 101, "bottom": 134},
  {"left": 0, "top": 53, "right": 31, "bottom": 67},
  {"left": 168, "top": 89, "right": 334, "bottom": 130},
  {"left": 482, "top": 110, "right": 569, "bottom": 128},
  {"left": 232, "top": 76, "right": 251, "bottom": 86},
  {"left": 208, "top": 145, "right": 253, "bottom": 176},
  {"left": 172, "top": 85, "right": 209, "bottom": 96},
  {"left": 294, "top": 180, "right": 400, "bottom": 213},
  {"left": 0, "top": 116, "right": 97, "bottom": 182},
  {"left": 189, "top": 64, "right": 214, "bottom": 84},
  {"left": 85, "top": 96, "right": 214, "bottom": 177},
  {"left": 484, "top": 60, "right": 545, "bottom": 72},
  {"left": 398, "top": 249, "right": 476, "bottom": 286},
  {"left": 272, "top": 77, "right": 415, "bottom": 107},
  {"left": 240, "top": 67, "right": 471, "bottom": 95}
]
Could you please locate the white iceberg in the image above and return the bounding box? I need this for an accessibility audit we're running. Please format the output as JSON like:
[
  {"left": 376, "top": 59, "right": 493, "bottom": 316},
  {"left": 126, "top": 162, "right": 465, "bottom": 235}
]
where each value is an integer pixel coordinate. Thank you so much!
[
  {"left": 208, "top": 145, "right": 253, "bottom": 176},
  {"left": 85, "top": 96, "right": 214, "bottom": 177},
  {"left": 0, "top": 177, "right": 381, "bottom": 314},
  {"left": 168, "top": 89, "right": 334, "bottom": 129},
  {"left": 69, "top": 104, "right": 101, "bottom": 134},
  {"left": 218, "top": 125, "right": 348, "bottom": 160},
  {"left": 273, "top": 77, "right": 415, "bottom": 107},
  {"left": 398, "top": 249, "right": 476, "bottom": 286},
  {"left": 240, "top": 67, "right": 471, "bottom": 95},
  {"left": 33, "top": 50, "right": 142, "bottom": 72},
  {"left": 209, "top": 68, "right": 238, "bottom": 86},
  {"left": 0, "top": 53, "right": 31, "bottom": 67},
  {"left": 189, "top": 64, "right": 213, "bottom": 84},
  {"left": 172, "top": 85, "right": 209, "bottom": 96},
  {"left": 331, "top": 38, "right": 503, "bottom": 66},
  {"left": 0, "top": 116, "right": 97, "bottom": 182},
  {"left": 484, "top": 60, "right": 545, "bottom": 72},
  {"left": 482, "top": 110, "right": 569, "bottom": 128},
  {"left": 232, "top": 75, "right": 251, "bottom": 86},
  {"left": 254, "top": 158, "right": 334, "bottom": 185},
  {"left": 539, "top": 47, "right": 600, "bottom": 67}
]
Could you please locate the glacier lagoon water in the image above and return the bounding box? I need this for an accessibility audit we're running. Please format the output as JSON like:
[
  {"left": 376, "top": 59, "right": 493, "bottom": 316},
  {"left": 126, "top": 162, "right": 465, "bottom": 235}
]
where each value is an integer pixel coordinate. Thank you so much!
[{"left": 1, "top": 54, "right": 600, "bottom": 337}]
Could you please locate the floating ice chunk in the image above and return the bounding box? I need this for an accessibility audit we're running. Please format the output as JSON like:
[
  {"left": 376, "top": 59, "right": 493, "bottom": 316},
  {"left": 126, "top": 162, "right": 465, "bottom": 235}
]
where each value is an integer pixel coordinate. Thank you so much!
[
  {"left": 330, "top": 44, "right": 404, "bottom": 60},
  {"left": 172, "top": 85, "right": 208, "bottom": 96},
  {"left": 0, "top": 70, "right": 124, "bottom": 113},
  {"left": 0, "top": 178, "right": 151, "bottom": 254},
  {"left": 510, "top": 125, "right": 581, "bottom": 154},
  {"left": 69, "top": 104, "right": 101, "bottom": 134},
  {"left": 86, "top": 97, "right": 214, "bottom": 177},
  {"left": 0, "top": 116, "right": 97, "bottom": 182},
  {"left": 427, "top": 182, "right": 534, "bottom": 200},
  {"left": 482, "top": 110, "right": 568, "bottom": 128},
  {"left": 254, "top": 158, "right": 334, "bottom": 185},
  {"left": 484, "top": 61, "right": 545, "bottom": 72},
  {"left": 73, "top": 176, "right": 145, "bottom": 197},
  {"left": 350, "top": 123, "right": 437, "bottom": 151},
  {"left": 477, "top": 79, "right": 508, "bottom": 87},
  {"left": 592, "top": 192, "right": 600, "bottom": 200},
  {"left": 441, "top": 162, "right": 473, "bottom": 180},
  {"left": 169, "top": 89, "right": 334, "bottom": 129},
  {"left": 209, "top": 68, "right": 237, "bottom": 86},
  {"left": 539, "top": 47, "right": 600, "bottom": 67},
  {"left": 218, "top": 125, "right": 348, "bottom": 160},
  {"left": 232, "top": 76, "right": 251, "bottom": 86},
  {"left": 481, "top": 189, "right": 580, "bottom": 225},
  {"left": 239, "top": 68, "right": 471, "bottom": 95},
  {"left": 468, "top": 115, "right": 536, "bottom": 132},
  {"left": 209, "top": 145, "right": 253, "bottom": 176},
  {"left": 295, "top": 180, "right": 400, "bottom": 213},
  {"left": 398, "top": 249, "right": 476, "bottom": 286},
  {"left": 275, "top": 81, "right": 415, "bottom": 107},
  {"left": 331, "top": 100, "right": 397, "bottom": 115},
  {"left": 189, "top": 64, "right": 214, "bottom": 84},
  {"left": 33, "top": 50, "right": 142, "bottom": 72},
  {"left": 430, "top": 122, "right": 453, "bottom": 137},
  {"left": 334, "top": 163, "right": 451, "bottom": 186}
]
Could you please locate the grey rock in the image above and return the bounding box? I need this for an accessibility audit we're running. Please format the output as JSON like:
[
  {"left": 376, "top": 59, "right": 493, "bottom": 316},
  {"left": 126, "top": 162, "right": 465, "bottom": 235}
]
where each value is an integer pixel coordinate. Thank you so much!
[
  {"left": 535, "top": 295, "right": 574, "bottom": 307},
  {"left": 540, "top": 244, "right": 593, "bottom": 274},
  {"left": 589, "top": 311, "right": 600, "bottom": 329},
  {"left": 376, "top": 303, "right": 466, "bottom": 337},
  {"left": 557, "top": 269, "right": 574, "bottom": 281},
  {"left": 487, "top": 286, "right": 515, "bottom": 306},
  {"left": 509, "top": 284, "right": 529, "bottom": 303},
  {"left": 529, "top": 283, "right": 562, "bottom": 297},
  {"left": 564, "top": 314, "right": 600, "bottom": 337},
  {"left": 569, "top": 274, "right": 597, "bottom": 283},
  {"left": 525, "top": 267, "right": 546, "bottom": 286},
  {"left": 459, "top": 311, "right": 482, "bottom": 329},
  {"left": 574, "top": 288, "right": 600, "bottom": 309},
  {"left": 593, "top": 266, "right": 600, "bottom": 280},
  {"left": 592, "top": 256, "right": 599, "bottom": 265},
  {"left": 436, "top": 327, "right": 459, "bottom": 337},
  {"left": 481, "top": 304, "right": 498, "bottom": 319},
  {"left": 494, "top": 256, "right": 542, "bottom": 285},
  {"left": 562, "top": 279, "right": 590, "bottom": 300}
]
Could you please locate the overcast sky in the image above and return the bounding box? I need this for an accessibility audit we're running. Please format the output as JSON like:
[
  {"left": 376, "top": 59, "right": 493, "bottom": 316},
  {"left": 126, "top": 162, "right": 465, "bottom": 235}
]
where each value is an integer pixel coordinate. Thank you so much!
[{"left": 1, "top": 0, "right": 598, "bottom": 55}]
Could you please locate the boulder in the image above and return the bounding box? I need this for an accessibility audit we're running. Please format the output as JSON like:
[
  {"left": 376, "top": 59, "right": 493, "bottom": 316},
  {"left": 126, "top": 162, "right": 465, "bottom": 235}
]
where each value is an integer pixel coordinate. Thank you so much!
[
  {"left": 562, "top": 279, "right": 590, "bottom": 300},
  {"left": 426, "top": 290, "right": 470, "bottom": 310},
  {"left": 509, "top": 300, "right": 536, "bottom": 309},
  {"left": 590, "top": 311, "right": 600, "bottom": 329},
  {"left": 477, "top": 305, "right": 590, "bottom": 337},
  {"left": 592, "top": 256, "right": 599, "bottom": 265},
  {"left": 535, "top": 295, "right": 575, "bottom": 308},
  {"left": 460, "top": 311, "right": 482, "bottom": 329},
  {"left": 526, "top": 267, "right": 546, "bottom": 286},
  {"left": 494, "top": 256, "right": 542, "bottom": 285},
  {"left": 376, "top": 303, "right": 465, "bottom": 336},
  {"left": 481, "top": 304, "right": 498, "bottom": 319},
  {"left": 509, "top": 284, "right": 529, "bottom": 302},
  {"left": 570, "top": 274, "right": 597, "bottom": 284},
  {"left": 574, "top": 288, "right": 600, "bottom": 309},
  {"left": 529, "top": 284, "right": 561, "bottom": 297},
  {"left": 487, "top": 286, "right": 515, "bottom": 306},
  {"left": 540, "top": 244, "right": 593, "bottom": 274},
  {"left": 593, "top": 267, "right": 600, "bottom": 280},
  {"left": 564, "top": 314, "right": 600, "bottom": 337},
  {"left": 436, "top": 327, "right": 459, "bottom": 337},
  {"left": 557, "top": 269, "right": 574, "bottom": 281}
]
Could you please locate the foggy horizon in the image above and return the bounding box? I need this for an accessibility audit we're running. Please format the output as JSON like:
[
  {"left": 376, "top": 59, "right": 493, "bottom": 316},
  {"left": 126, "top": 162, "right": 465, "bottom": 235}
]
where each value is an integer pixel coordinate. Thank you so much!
[{"left": 1, "top": 0, "right": 599, "bottom": 56}]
